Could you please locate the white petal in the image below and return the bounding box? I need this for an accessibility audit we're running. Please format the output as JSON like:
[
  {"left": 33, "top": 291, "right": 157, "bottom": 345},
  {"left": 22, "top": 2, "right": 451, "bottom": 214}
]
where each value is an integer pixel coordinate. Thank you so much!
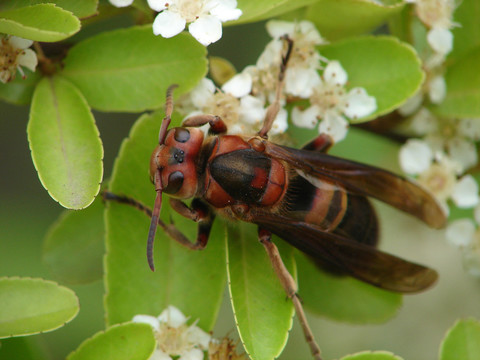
[
  {"left": 451, "top": 175, "right": 479, "bottom": 208},
  {"left": 323, "top": 60, "right": 347, "bottom": 86},
  {"left": 178, "top": 348, "right": 204, "bottom": 360},
  {"left": 132, "top": 315, "right": 160, "bottom": 332},
  {"left": 284, "top": 67, "right": 321, "bottom": 98},
  {"left": 269, "top": 108, "right": 288, "bottom": 135},
  {"left": 398, "top": 92, "right": 423, "bottom": 116},
  {"left": 318, "top": 112, "right": 349, "bottom": 143},
  {"left": 399, "top": 139, "right": 433, "bottom": 175},
  {"left": 298, "top": 20, "right": 324, "bottom": 44},
  {"left": 209, "top": 0, "right": 242, "bottom": 21},
  {"left": 344, "top": 87, "right": 377, "bottom": 119},
  {"left": 109, "top": 0, "right": 134, "bottom": 7},
  {"left": 153, "top": 11, "right": 186, "bottom": 38},
  {"left": 428, "top": 75, "right": 447, "bottom": 104},
  {"left": 448, "top": 138, "right": 477, "bottom": 172},
  {"left": 186, "top": 326, "right": 211, "bottom": 349},
  {"left": 291, "top": 106, "right": 319, "bottom": 129},
  {"left": 238, "top": 95, "right": 265, "bottom": 125},
  {"left": 266, "top": 20, "right": 296, "bottom": 38},
  {"left": 189, "top": 15, "right": 222, "bottom": 46},
  {"left": 408, "top": 107, "right": 437, "bottom": 135},
  {"left": 158, "top": 305, "right": 187, "bottom": 328},
  {"left": 256, "top": 39, "right": 282, "bottom": 69},
  {"left": 462, "top": 249, "right": 480, "bottom": 277},
  {"left": 222, "top": 72, "right": 252, "bottom": 97},
  {"left": 8, "top": 36, "right": 33, "bottom": 49},
  {"left": 458, "top": 118, "right": 480, "bottom": 140},
  {"left": 190, "top": 78, "right": 215, "bottom": 108},
  {"left": 446, "top": 219, "right": 475, "bottom": 247},
  {"left": 427, "top": 27, "right": 453, "bottom": 55},
  {"left": 150, "top": 349, "right": 173, "bottom": 360},
  {"left": 147, "top": 0, "right": 167, "bottom": 12},
  {"left": 17, "top": 48, "right": 37, "bottom": 72}
]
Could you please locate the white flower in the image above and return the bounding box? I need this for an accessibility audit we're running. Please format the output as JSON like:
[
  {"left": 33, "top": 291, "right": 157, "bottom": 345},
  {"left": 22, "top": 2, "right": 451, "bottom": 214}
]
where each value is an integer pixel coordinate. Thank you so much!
[
  {"left": 427, "top": 27, "right": 453, "bottom": 56},
  {"left": 108, "top": 0, "right": 134, "bottom": 7},
  {"left": 256, "top": 20, "right": 325, "bottom": 98},
  {"left": 222, "top": 72, "right": 252, "bottom": 98},
  {"left": 292, "top": 60, "right": 376, "bottom": 143},
  {"left": 451, "top": 175, "right": 479, "bottom": 208},
  {"left": 133, "top": 306, "right": 211, "bottom": 360},
  {"left": 446, "top": 218, "right": 476, "bottom": 248},
  {"left": 0, "top": 36, "right": 37, "bottom": 83},
  {"left": 148, "top": 0, "right": 242, "bottom": 46}
]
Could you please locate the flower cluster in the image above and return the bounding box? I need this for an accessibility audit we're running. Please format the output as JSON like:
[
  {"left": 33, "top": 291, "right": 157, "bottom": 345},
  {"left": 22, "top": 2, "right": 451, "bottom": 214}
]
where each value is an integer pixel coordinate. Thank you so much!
[
  {"left": 133, "top": 306, "right": 247, "bottom": 360},
  {"left": 178, "top": 20, "right": 377, "bottom": 143},
  {"left": 398, "top": 2, "right": 480, "bottom": 276},
  {"left": 0, "top": 35, "right": 37, "bottom": 83},
  {"left": 133, "top": 306, "right": 211, "bottom": 360},
  {"left": 109, "top": 0, "right": 242, "bottom": 46}
]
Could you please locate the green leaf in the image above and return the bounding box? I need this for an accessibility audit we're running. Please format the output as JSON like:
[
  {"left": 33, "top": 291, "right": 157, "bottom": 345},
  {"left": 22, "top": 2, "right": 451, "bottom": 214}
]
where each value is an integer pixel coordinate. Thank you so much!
[
  {"left": 431, "top": 47, "right": 480, "bottom": 118},
  {"left": 296, "top": 253, "right": 402, "bottom": 323},
  {"left": 105, "top": 111, "right": 226, "bottom": 331},
  {"left": 28, "top": 76, "right": 104, "bottom": 209},
  {"left": 319, "top": 36, "right": 424, "bottom": 122},
  {"left": 0, "top": 337, "right": 50, "bottom": 360},
  {"left": 232, "top": 0, "right": 320, "bottom": 24},
  {"left": 43, "top": 197, "right": 104, "bottom": 285},
  {"left": 0, "top": 277, "right": 79, "bottom": 338},
  {"left": 449, "top": 0, "right": 480, "bottom": 64},
  {"left": 66, "top": 322, "right": 155, "bottom": 360},
  {"left": 341, "top": 351, "right": 404, "bottom": 360},
  {"left": 440, "top": 318, "right": 480, "bottom": 360},
  {"left": 227, "top": 223, "right": 295, "bottom": 360},
  {"left": 62, "top": 26, "right": 208, "bottom": 112},
  {"left": 0, "top": 69, "right": 41, "bottom": 105},
  {"left": 0, "top": 1, "right": 99, "bottom": 19},
  {"left": 0, "top": 4, "right": 80, "bottom": 42},
  {"left": 304, "top": 0, "right": 404, "bottom": 41}
]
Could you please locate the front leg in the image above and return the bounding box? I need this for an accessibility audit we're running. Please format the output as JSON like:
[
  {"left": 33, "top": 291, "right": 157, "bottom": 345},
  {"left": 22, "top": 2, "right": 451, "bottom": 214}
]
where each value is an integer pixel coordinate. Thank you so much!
[
  {"left": 103, "top": 192, "right": 215, "bottom": 251},
  {"left": 258, "top": 228, "right": 323, "bottom": 360},
  {"left": 182, "top": 114, "right": 228, "bottom": 134}
]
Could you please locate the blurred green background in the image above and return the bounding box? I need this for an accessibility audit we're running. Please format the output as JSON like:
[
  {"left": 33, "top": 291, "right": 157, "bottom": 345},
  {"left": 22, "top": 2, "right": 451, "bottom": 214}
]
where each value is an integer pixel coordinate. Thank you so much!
[{"left": 1, "top": 18, "right": 480, "bottom": 360}]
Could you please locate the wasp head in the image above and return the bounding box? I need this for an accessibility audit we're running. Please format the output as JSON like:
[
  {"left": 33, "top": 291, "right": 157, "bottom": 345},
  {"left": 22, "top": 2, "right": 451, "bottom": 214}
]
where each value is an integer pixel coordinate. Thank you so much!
[{"left": 149, "top": 126, "right": 204, "bottom": 199}]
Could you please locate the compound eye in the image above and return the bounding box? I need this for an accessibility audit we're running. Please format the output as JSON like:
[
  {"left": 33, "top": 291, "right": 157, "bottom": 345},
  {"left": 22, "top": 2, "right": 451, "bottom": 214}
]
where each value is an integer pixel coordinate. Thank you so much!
[
  {"left": 174, "top": 128, "right": 190, "bottom": 143},
  {"left": 164, "top": 171, "right": 184, "bottom": 194}
]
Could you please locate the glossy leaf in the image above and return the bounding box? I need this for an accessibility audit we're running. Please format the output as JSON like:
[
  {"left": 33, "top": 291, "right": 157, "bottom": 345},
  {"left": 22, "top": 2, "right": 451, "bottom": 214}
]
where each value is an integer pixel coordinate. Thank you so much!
[
  {"left": 432, "top": 47, "right": 480, "bottom": 118},
  {"left": 0, "top": 69, "right": 41, "bottom": 105},
  {"left": 440, "top": 318, "right": 480, "bottom": 360},
  {"left": 0, "top": 277, "right": 79, "bottom": 338},
  {"left": 28, "top": 76, "right": 103, "bottom": 209},
  {"left": 232, "top": 0, "right": 320, "bottom": 24},
  {"left": 0, "top": 4, "right": 80, "bottom": 41},
  {"left": 62, "top": 26, "right": 208, "bottom": 112},
  {"left": 296, "top": 253, "right": 402, "bottom": 323},
  {"left": 319, "top": 36, "right": 424, "bottom": 123},
  {"left": 341, "top": 351, "right": 403, "bottom": 360},
  {"left": 66, "top": 323, "right": 155, "bottom": 360},
  {"left": 227, "top": 223, "right": 295, "bottom": 360},
  {"left": 43, "top": 198, "right": 104, "bottom": 285},
  {"left": 0, "top": 0, "right": 98, "bottom": 19},
  {"left": 105, "top": 111, "right": 226, "bottom": 331},
  {"left": 304, "top": 0, "right": 404, "bottom": 41}
]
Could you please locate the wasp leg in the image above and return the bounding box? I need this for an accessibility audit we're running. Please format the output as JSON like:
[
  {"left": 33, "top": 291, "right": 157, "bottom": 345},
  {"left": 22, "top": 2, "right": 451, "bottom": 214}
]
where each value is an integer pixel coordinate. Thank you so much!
[
  {"left": 103, "top": 191, "right": 213, "bottom": 250},
  {"left": 258, "top": 228, "right": 323, "bottom": 360},
  {"left": 302, "top": 134, "right": 334, "bottom": 153},
  {"left": 258, "top": 36, "right": 293, "bottom": 138},
  {"left": 182, "top": 114, "right": 228, "bottom": 134}
]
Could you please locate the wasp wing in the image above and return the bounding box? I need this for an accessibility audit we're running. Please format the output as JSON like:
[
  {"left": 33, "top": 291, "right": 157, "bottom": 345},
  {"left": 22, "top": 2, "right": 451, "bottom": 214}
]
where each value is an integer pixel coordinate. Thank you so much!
[
  {"left": 255, "top": 214, "right": 437, "bottom": 293},
  {"left": 263, "top": 142, "right": 446, "bottom": 229}
]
